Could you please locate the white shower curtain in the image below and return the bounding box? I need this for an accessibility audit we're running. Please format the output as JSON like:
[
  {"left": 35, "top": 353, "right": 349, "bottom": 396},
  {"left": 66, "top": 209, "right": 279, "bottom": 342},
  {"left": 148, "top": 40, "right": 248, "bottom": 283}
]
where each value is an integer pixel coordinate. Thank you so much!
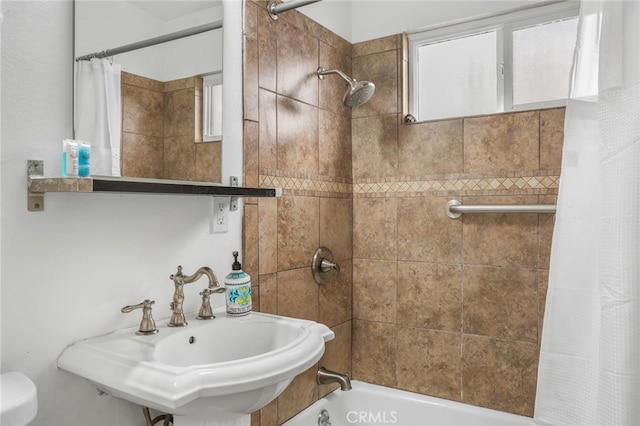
[
  {"left": 75, "top": 58, "right": 121, "bottom": 176},
  {"left": 535, "top": 1, "right": 639, "bottom": 425}
]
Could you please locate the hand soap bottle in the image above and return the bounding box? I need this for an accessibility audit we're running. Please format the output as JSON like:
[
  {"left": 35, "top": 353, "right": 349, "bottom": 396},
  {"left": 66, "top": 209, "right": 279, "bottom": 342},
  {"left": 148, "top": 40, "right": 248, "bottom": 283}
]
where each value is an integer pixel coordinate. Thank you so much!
[{"left": 224, "top": 251, "right": 252, "bottom": 316}]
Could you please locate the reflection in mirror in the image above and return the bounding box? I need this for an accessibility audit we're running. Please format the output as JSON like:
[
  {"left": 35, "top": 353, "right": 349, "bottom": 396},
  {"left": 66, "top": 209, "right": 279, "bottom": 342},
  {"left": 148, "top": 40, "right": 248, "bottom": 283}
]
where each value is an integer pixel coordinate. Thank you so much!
[{"left": 74, "top": 0, "right": 223, "bottom": 182}]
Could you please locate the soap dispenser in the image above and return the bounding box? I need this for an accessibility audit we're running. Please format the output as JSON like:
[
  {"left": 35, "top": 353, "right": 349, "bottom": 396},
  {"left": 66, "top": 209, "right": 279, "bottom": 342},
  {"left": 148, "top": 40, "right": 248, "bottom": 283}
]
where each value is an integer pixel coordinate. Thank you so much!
[{"left": 224, "top": 251, "right": 252, "bottom": 316}]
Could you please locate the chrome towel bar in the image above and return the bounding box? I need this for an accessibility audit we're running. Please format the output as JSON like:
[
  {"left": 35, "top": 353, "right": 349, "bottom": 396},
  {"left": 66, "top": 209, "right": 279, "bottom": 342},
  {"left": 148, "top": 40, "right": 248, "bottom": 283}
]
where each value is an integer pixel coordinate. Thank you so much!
[{"left": 445, "top": 199, "right": 556, "bottom": 219}]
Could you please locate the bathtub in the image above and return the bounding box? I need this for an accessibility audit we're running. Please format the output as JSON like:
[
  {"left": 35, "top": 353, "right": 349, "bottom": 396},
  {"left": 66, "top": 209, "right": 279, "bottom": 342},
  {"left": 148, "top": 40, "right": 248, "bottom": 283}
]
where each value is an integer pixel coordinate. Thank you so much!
[{"left": 283, "top": 381, "right": 534, "bottom": 426}]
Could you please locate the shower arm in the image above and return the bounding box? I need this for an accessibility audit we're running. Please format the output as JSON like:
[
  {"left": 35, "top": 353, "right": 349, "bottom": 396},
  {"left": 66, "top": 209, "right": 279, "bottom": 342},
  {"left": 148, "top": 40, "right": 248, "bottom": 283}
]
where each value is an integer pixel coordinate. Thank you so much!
[{"left": 317, "top": 67, "right": 355, "bottom": 85}]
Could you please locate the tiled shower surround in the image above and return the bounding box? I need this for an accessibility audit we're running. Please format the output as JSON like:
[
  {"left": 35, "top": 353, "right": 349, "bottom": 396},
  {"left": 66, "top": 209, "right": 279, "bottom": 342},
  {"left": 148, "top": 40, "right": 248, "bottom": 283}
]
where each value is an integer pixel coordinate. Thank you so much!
[
  {"left": 242, "top": 1, "right": 564, "bottom": 424},
  {"left": 121, "top": 72, "right": 222, "bottom": 181}
]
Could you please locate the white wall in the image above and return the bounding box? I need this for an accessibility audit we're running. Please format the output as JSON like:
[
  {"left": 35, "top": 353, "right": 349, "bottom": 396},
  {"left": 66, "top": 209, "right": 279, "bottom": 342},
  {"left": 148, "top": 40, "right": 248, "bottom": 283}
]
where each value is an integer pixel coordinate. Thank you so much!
[
  {"left": 294, "top": 0, "right": 352, "bottom": 42},
  {"left": 299, "top": 0, "right": 549, "bottom": 43},
  {"left": 350, "top": 0, "right": 547, "bottom": 43},
  {"left": 0, "top": 1, "right": 242, "bottom": 424}
]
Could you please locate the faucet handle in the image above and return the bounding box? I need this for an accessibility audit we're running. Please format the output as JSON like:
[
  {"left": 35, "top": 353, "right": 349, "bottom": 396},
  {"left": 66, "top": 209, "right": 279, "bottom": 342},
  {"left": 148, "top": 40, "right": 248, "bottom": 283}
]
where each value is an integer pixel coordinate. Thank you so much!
[
  {"left": 195, "top": 287, "right": 226, "bottom": 321},
  {"left": 170, "top": 265, "right": 184, "bottom": 283},
  {"left": 121, "top": 299, "right": 159, "bottom": 335},
  {"left": 121, "top": 299, "right": 152, "bottom": 313},
  {"left": 196, "top": 289, "right": 215, "bottom": 320},
  {"left": 312, "top": 247, "right": 341, "bottom": 284},
  {"left": 320, "top": 258, "right": 340, "bottom": 275}
]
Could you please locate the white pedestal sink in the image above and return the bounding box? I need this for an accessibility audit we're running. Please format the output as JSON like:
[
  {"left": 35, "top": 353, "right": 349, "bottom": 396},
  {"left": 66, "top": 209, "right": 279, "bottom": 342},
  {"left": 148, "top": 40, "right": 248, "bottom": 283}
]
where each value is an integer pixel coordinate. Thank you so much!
[{"left": 57, "top": 312, "right": 334, "bottom": 422}]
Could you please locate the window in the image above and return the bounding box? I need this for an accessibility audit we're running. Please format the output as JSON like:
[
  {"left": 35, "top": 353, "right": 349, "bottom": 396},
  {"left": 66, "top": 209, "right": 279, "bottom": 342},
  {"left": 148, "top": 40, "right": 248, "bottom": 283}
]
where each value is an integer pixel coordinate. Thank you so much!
[
  {"left": 512, "top": 17, "right": 579, "bottom": 106},
  {"left": 409, "top": 3, "right": 580, "bottom": 121},
  {"left": 416, "top": 30, "right": 500, "bottom": 120},
  {"left": 202, "top": 72, "right": 223, "bottom": 142}
]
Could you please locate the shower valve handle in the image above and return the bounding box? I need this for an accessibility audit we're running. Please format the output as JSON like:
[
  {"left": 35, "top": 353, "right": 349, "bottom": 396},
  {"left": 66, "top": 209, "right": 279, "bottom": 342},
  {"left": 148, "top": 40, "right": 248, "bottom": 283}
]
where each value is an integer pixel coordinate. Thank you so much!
[
  {"left": 319, "top": 258, "right": 340, "bottom": 276},
  {"left": 312, "top": 247, "right": 340, "bottom": 284}
]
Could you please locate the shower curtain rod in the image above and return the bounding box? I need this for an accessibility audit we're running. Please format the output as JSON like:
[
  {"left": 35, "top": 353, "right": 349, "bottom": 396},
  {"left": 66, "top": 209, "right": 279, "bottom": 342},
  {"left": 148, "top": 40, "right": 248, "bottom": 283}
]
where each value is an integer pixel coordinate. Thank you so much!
[
  {"left": 75, "top": 20, "right": 223, "bottom": 61},
  {"left": 267, "top": 0, "right": 323, "bottom": 20},
  {"left": 445, "top": 199, "right": 556, "bottom": 219}
]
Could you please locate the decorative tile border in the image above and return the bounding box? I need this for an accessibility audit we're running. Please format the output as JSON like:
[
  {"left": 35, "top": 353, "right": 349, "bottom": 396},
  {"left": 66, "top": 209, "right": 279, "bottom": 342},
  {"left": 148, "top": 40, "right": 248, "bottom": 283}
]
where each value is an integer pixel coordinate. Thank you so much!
[
  {"left": 260, "top": 174, "right": 352, "bottom": 197},
  {"left": 354, "top": 175, "right": 560, "bottom": 195},
  {"left": 259, "top": 170, "right": 560, "bottom": 197}
]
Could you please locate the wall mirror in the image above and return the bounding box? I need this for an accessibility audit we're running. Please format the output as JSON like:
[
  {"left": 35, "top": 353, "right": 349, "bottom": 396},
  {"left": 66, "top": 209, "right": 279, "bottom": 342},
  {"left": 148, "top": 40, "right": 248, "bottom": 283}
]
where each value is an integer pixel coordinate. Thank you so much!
[{"left": 74, "top": 0, "right": 224, "bottom": 183}]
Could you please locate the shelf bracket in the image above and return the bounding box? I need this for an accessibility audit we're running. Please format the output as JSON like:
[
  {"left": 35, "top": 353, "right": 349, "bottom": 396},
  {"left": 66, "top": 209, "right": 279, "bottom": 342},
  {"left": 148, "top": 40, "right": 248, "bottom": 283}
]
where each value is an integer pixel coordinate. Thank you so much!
[
  {"left": 27, "top": 160, "right": 45, "bottom": 212},
  {"left": 230, "top": 176, "right": 239, "bottom": 211},
  {"left": 27, "top": 160, "right": 94, "bottom": 212}
]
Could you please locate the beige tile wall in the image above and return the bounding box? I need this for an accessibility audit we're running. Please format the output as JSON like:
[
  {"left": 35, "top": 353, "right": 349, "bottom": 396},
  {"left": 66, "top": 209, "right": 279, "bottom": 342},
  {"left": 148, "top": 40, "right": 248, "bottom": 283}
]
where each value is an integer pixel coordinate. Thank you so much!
[
  {"left": 122, "top": 72, "right": 164, "bottom": 178},
  {"left": 243, "top": 1, "right": 565, "bottom": 423},
  {"left": 243, "top": 2, "right": 354, "bottom": 425},
  {"left": 350, "top": 36, "right": 564, "bottom": 418},
  {"left": 121, "top": 72, "right": 221, "bottom": 181}
]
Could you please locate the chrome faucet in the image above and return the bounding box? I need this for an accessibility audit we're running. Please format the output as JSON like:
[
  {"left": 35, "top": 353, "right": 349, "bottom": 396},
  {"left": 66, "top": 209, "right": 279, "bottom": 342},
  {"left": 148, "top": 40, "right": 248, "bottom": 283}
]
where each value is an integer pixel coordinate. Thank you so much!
[
  {"left": 317, "top": 367, "right": 352, "bottom": 391},
  {"left": 168, "top": 265, "right": 224, "bottom": 327}
]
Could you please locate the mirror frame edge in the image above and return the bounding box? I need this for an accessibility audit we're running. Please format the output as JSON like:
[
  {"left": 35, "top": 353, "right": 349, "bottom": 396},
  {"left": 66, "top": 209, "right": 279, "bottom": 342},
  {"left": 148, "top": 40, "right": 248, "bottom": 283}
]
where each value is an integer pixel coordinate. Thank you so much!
[
  {"left": 72, "top": 0, "right": 237, "bottom": 184},
  {"left": 221, "top": 0, "right": 244, "bottom": 186}
]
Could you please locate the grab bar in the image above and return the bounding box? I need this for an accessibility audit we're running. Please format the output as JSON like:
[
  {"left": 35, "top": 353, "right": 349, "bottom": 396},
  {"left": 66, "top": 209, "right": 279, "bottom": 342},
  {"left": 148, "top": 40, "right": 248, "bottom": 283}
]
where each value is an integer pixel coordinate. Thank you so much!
[{"left": 445, "top": 199, "right": 556, "bottom": 219}]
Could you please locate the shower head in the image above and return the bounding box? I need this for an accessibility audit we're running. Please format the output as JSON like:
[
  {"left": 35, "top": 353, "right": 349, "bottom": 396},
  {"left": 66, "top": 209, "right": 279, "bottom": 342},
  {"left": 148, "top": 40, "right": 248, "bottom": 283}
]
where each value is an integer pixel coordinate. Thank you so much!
[{"left": 317, "top": 67, "right": 375, "bottom": 108}]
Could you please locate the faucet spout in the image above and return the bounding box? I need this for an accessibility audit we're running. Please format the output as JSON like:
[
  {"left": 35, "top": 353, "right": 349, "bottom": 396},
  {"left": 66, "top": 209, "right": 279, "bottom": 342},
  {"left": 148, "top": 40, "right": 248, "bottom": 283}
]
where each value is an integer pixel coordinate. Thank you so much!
[
  {"left": 317, "top": 367, "right": 352, "bottom": 391},
  {"left": 182, "top": 266, "right": 220, "bottom": 288}
]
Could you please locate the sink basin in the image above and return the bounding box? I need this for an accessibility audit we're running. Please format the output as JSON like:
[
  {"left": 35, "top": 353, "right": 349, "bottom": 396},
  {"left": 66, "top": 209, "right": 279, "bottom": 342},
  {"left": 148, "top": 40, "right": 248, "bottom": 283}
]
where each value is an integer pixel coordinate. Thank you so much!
[
  {"left": 153, "top": 320, "right": 309, "bottom": 367},
  {"left": 0, "top": 372, "right": 38, "bottom": 426},
  {"left": 57, "top": 312, "right": 334, "bottom": 421}
]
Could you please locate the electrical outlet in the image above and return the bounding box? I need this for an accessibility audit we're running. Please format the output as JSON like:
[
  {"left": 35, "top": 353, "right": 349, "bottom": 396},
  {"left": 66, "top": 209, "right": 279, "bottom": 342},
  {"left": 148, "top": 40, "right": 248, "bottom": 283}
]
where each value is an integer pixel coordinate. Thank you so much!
[{"left": 211, "top": 197, "right": 230, "bottom": 233}]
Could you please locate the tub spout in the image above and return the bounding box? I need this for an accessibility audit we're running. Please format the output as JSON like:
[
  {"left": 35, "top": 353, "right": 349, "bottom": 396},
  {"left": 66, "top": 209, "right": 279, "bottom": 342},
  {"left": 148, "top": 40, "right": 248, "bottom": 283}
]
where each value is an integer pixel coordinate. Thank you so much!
[{"left": 317, "top": 367, "right": 352, "bottom": 391}]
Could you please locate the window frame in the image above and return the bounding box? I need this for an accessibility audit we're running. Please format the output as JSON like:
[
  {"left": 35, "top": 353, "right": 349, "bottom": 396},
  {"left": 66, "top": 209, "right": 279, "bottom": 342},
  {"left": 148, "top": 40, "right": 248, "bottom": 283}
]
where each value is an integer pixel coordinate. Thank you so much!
[
  {"left": 202, "top": 71, "right": 223, "bottom": 142},
  {"left": 408, "top": 2, "right": 580, "bottom": 121}
]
